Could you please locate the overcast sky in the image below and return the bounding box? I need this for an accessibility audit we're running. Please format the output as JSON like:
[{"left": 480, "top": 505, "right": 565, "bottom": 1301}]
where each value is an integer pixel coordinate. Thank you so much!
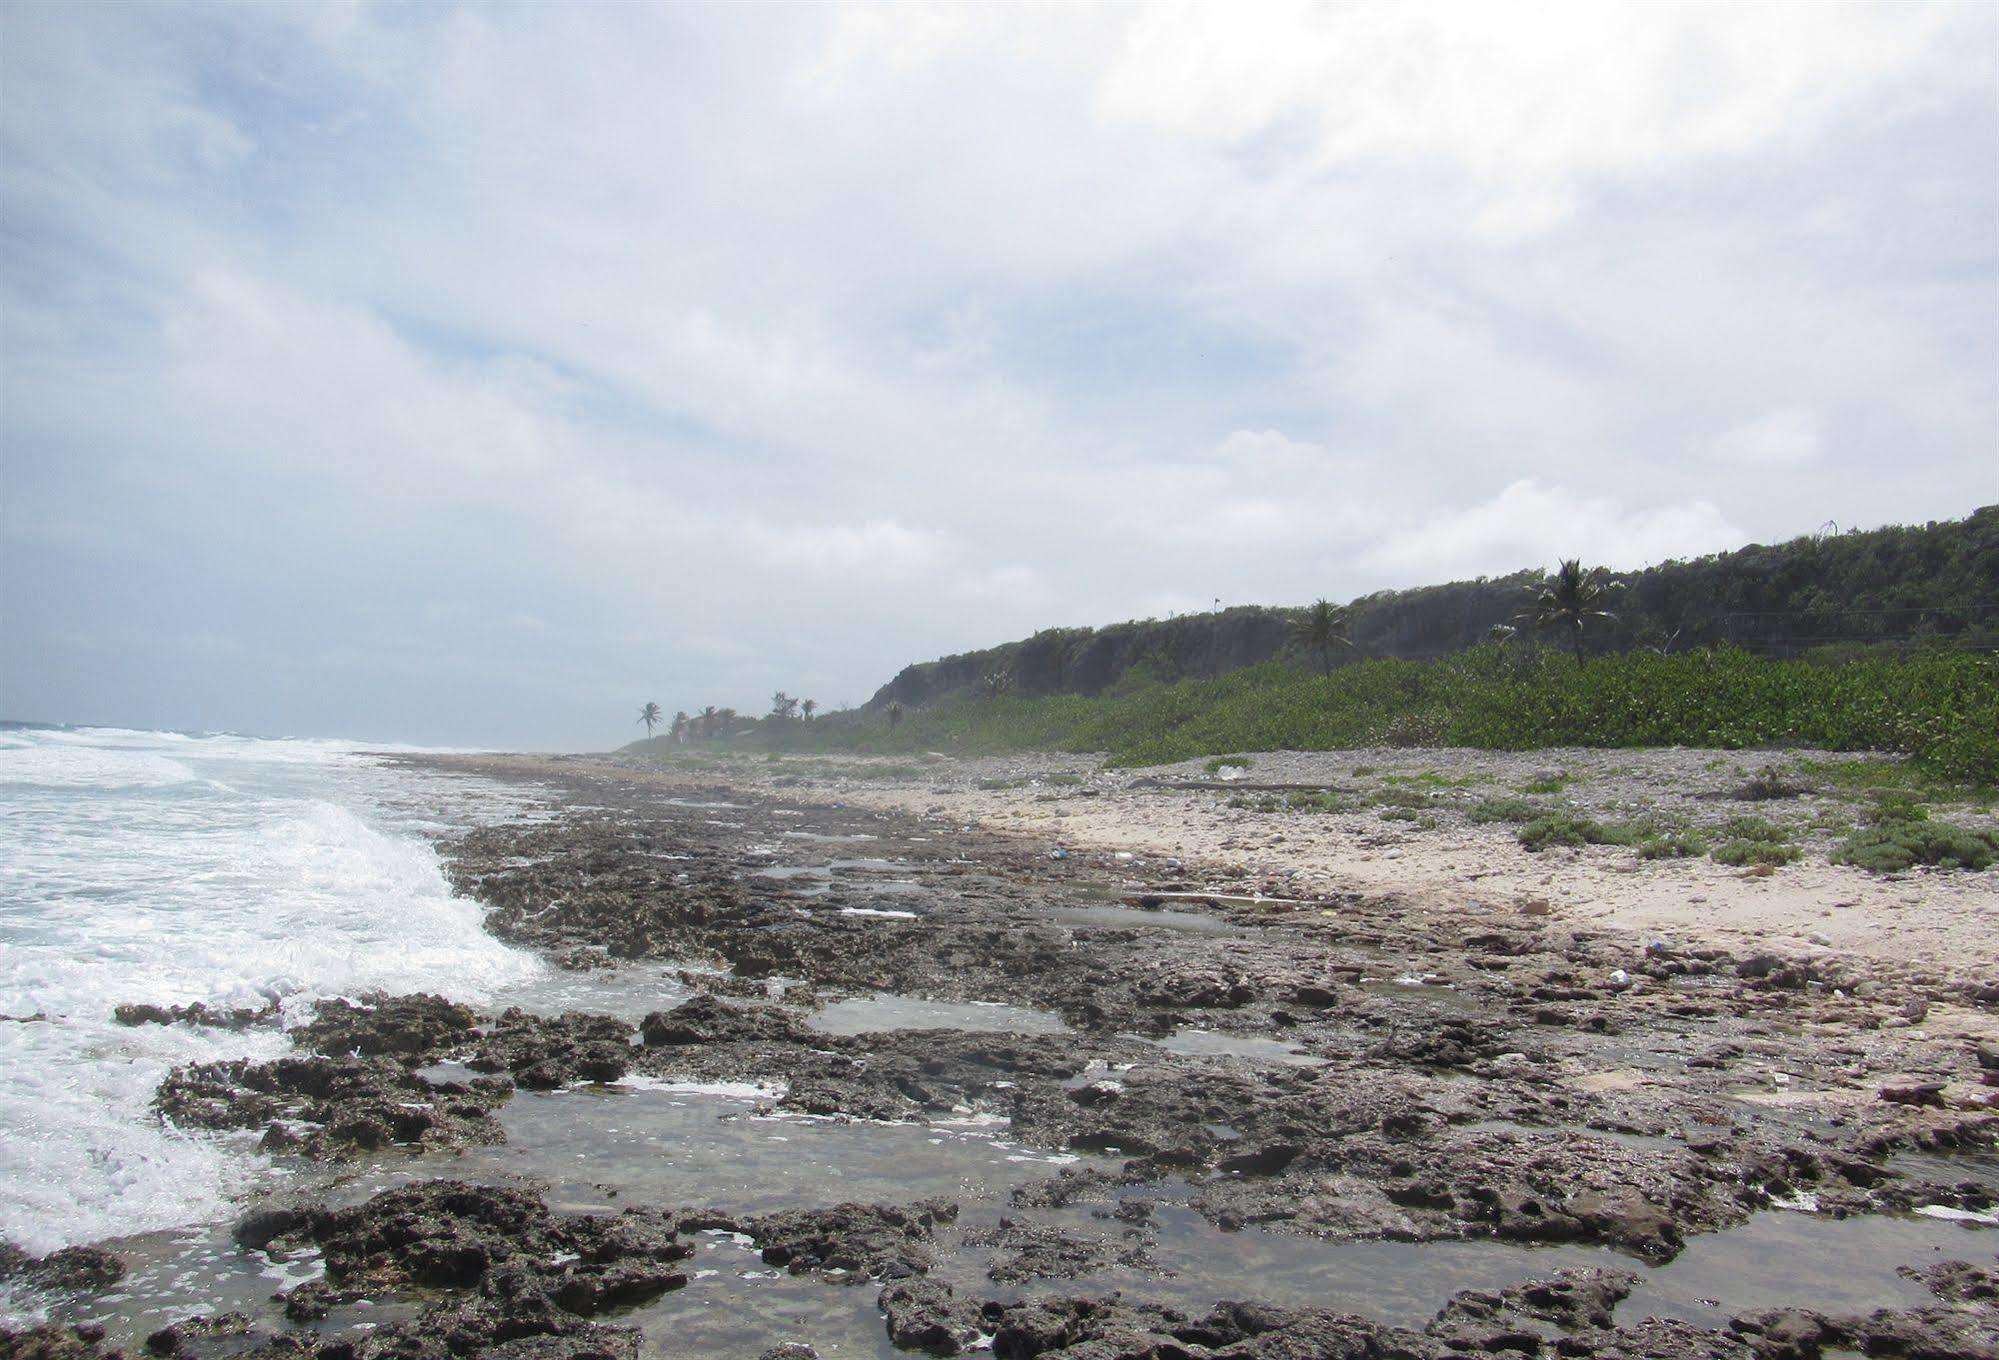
[{"left": 3, "top": 2, "right": 1995, "bottom": 748}]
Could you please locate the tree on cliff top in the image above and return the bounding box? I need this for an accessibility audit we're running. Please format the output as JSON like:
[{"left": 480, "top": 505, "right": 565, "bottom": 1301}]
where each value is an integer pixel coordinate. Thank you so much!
[
  {"left": 1293, "top": 600, "right": 1352, "bottom": 676},
  {"left": 1523, "top": 559, "right": 1622, "bottom": 666}
]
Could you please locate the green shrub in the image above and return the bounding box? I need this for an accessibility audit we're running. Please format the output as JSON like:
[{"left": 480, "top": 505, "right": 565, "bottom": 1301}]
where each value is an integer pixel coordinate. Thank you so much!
[
  {"left": 1286, "top": 791, "right": 1357, "bottom": 813},
  {"left": 1517, "top": 814, "right": 1643, "bottom": 851},
  {"left": 1833, "top": 811, "right": 1998, "bottom": 873},
  {"left": 1718, "top": 815, "right": 1794, "bottom": 843},
  {"left": 1712, "top": 839, "right": 1802, "bottom": 867},
  {"left": 1732, "top": 765, "right": 1806, "bottom": 800},
  {"left": 1637, "top": 829, "right": 1709, "bottom": 859},
  {"left": 1469, "top": 797, "right": 1541, "bottom": 824},
  {"left": 1204, "top": 755, "right": 1253, "bottom": 775},
  {"left": 1519, "top": 772, "right": 1575, "bottom": 794}
]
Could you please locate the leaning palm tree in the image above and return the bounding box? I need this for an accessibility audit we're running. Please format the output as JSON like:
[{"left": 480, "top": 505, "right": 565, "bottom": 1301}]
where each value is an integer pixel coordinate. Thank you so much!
[
  {"left": 637, "top": 701, "right": 663, "bottom": 738},
  {"left": 1293, "top": 599, "right": 1352, "bottom": 676},
  {"left": 1521, "top": 558, "right": 1622, "bottom": 666}
]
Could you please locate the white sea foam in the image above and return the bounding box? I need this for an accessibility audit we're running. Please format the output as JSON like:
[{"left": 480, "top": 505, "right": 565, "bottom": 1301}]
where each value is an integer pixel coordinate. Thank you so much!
[{"left": 0, "top": 726, "right": 547, "bottom": 1259}]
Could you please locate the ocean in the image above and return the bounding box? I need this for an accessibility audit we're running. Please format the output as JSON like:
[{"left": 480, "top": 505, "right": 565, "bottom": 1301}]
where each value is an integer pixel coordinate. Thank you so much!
[{"left": 0, "top": 725, "right": 549, "bottom": 1259}]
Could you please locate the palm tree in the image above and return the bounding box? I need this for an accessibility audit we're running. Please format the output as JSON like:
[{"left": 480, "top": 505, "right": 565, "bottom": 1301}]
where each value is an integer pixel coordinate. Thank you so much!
[
  {"left": 698, "top": 705, "right": 720, "bottom": 739},
  {"left": 637, "top": 701, "right": 663, "bottom": 738},
  {"left": 670, "top": 711, "right": 690, "bottom": 743},
  {"left": 1521, "top": 558, "right": 1622, "bottom": 666},
  {"left": 770, "top": 691, "right": 799, "bottom": 721},
  {"left": 1293, "top": 599, "right": 1352, "bottom": 676},
  {"left": 800, "top": 698, "right": 817, "bottom": 723},
  {"left": 886, "top": 700, "right": 905, "bottom": 730}
]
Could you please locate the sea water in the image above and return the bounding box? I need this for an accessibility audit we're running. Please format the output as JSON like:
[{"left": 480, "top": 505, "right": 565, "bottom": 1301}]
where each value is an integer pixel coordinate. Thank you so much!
[{"left": 0, "top": 725, "right": 550, "bottom": 1263}]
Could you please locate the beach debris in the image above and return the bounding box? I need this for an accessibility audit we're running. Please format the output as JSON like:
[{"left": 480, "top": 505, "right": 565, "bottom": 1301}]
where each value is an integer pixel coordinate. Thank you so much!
[
  {"left": 1607, "top": 969, "right": 1632, "bottom": 990},
  {"left": 1048, "top": 846, "right": 1068, "bottom": 860}
]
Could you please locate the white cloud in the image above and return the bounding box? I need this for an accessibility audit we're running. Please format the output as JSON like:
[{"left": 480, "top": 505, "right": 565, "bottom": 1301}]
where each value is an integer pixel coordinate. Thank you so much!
[
  {"left": 1366, "top": 481, "right": 1745, "bottom": 582},
  {"left": 738, "top": 518, "right": 953, "bottom": 577},
  {"left": 1705, "top": 408, "right": 1824, "bottom": 467},
  {"left": 1098, "top": 1, "right": 1963, "bottom": 228},
  {"left": 953, "top": 565, "right": 1048, "bottom": 606}
]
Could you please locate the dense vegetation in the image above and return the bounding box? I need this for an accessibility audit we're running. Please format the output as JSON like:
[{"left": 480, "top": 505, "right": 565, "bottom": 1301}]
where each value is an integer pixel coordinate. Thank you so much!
[
  {"left": 873, "top": 506, "right": 1998, "bottom": 708},
  {"left": 663, "top": 644, "right": 1998, "bottom": 783}
]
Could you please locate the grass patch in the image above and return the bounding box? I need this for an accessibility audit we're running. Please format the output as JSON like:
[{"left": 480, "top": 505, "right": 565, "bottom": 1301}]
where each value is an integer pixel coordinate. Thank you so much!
[
  {"left": 1518, "top": 772, "right": 1575, "bottom": 794},
  {"left": 1204, "top": 755, "right": 1254, "bottom": 775}
]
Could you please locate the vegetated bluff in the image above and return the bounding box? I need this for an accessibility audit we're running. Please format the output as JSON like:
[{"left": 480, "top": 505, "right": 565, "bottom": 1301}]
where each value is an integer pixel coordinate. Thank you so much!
[{"left": 870, "top": 507, "right": 1999, "bottom": 710}]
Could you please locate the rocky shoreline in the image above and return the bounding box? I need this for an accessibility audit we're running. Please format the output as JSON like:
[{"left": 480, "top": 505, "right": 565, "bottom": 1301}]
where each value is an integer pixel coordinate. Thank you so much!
[{"left": 5, "top": 750, "right": 1996, "bottom": 1359}]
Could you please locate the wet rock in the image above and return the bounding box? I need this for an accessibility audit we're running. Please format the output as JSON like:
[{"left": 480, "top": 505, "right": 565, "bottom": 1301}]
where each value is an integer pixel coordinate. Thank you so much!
[
  {"left": 143, "top": 1315, "right": 306, "bottom": 1360},
  {"left": 112, "top": 1002, "right": 276, "bottom": 1032},
  {"left": 312, "top": 1299, "right": 641, "bottom": 1360},
  {"left": 0, "top": 1243, "right": 125, "bottom": 1294},
  {"left": 985, "top": 1295, "right": 1429, "bottom": 1360},
  {"left": 467, "top": 1010, "right": 636, "bottom": 1088},
  {"left": 294, "top": 993, "right": 479, "bottom": 1061},
  {"left": 232, "top": 1207, "right": 307, "bottom": 1252},
  {"left": 154, "top": 1056, "right": 510, "bottom": 1158},
  {"left": 0, "top": 1326, "right": 133, "bottom": 1360},
  {"left": 639, "top": 995, "right": 808, "bottom": 1047},
  {"left": 1430, "top": 1267, "right": 1637, "bottom": 1345},
  {"left": 880, "top": 1278, "right": 985, "bottom": 1355},
  {"left": 758, "top": 1347, "right": 820, "bottom": 1360},
  {"left": 967, "top": 1219, "right": 1154, "bottom": 1285},
  {"left": 307, "top": 1181, "right": 690, "bottom": 1306},
  {"left": 741, "top": 1201, "right": 957, "bottom": 1282},
  {"left": 1732, "top": 1305, "right": 1999, "bottom": 1360},
  {"left": 1902, "top": 1257, "right": 1999, "bottom": 1304}
]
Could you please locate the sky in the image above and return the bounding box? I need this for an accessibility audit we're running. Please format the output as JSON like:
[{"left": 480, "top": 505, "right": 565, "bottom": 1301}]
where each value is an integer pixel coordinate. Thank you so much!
[{"left": 3, "top": 1, "right": 1995, "bottom": 749}]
